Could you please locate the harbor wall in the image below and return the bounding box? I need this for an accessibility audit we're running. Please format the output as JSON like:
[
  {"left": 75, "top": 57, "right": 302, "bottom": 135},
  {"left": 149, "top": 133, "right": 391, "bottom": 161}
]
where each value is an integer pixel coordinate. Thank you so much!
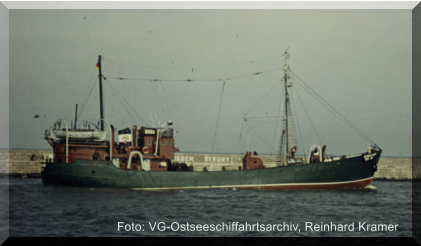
[{"left": 3, "top": 150, "right": 418, "bottom": 180}]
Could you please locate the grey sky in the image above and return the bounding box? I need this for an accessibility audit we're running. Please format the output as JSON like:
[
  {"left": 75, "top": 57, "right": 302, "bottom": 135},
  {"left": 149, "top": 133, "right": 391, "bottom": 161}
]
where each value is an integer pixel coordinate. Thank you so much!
[
  {"left": 0, "top": 3, "right": 8, "bottom": 150},
  {"left": 8, "top": 9, "right": 412, "bottom": 157}
]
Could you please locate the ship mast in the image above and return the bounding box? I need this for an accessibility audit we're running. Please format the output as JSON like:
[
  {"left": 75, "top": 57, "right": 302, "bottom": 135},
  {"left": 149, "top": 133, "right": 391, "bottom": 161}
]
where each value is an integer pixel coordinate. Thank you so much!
[
  {"left": 283, "top": 49, "right": 291, "bottom": 158},
  {"left": 97, "top": 55, "right": 104, "bottom": 131}
]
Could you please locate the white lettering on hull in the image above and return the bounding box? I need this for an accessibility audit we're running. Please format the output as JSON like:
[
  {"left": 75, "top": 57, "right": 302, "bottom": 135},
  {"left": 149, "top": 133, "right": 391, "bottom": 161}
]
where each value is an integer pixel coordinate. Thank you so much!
[
  {"left": 43, "top": 154, "right": 53, "bottom": 160},
  {"left": 363, "top": 153, "right": 377, "bottom": 161},
  {"left": 145, "top": 129, "right": 156, "bottom": 134},
  {"left": 204, "top": 155, "right": 235, "bottom": 163}
]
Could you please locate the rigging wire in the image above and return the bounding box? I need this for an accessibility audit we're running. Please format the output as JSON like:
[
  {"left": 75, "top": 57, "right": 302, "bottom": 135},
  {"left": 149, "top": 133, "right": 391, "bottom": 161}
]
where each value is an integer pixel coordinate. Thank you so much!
[
  {"left": 210, "top": 81, "right": 226, "bottom": 156},
  {"left": 292, "top": 78, "right": 323, "bottom": 148},
  {"left": 245, "top": 121, "right": 274, "bottom": 149},
  {"left": 234, "top": 120, "right": 245, "bottom": 154},
  {"left": 107, "top": 82, "right": 140, "bottom": 126},
  {"left": 270, "top": 81, "right": 284, "bottom": 156},
  {"left": 174, "top": 53, "right": 285, "bottom": 70},
  {"left": 290, "top": 75, "right": 349, "bottom": 129},
  {"left": 291, "top": 85, "right": 306, "bottom": 158},
  {"left": 159, "top": 81, "right": 172, "bottom": 120},
  {"left": 245, "top": 123, "right": 251, "bottom": 152},
  {"left": 149, "top": 81, "right": 169, "bottom": 120},
  {"left": 107, "top": 81, "right": 148, "bottom": 125},
  {"left": 290, "top": 71, "right": 378, "bottom": 147},
  {"left": 241, "top": 134, "right": 246, "bottom": 154},
  {"left": 96, "top": 54, "right": 378, "bottom": 154},
  {"left": 244, "top": 119, "right": 285, "bottom": 123},
  {"left": 107, "top": 67, "right": 283, "bottom": 83},
  {"left": 244, "top": 80, "right": 281, "bottom": 116},
  {"left": 323, "top": 116, "right": 337, "bottom": 145},
  {"left": 79, "top": 69, "right": 98, "bottom": 111},
  {"left": 77, "top": 77, "right": 98, "bottom": 120}
]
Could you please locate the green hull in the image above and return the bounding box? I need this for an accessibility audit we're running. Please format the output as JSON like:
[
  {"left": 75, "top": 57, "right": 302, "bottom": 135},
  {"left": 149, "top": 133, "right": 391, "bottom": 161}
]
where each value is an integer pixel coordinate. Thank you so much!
[{"left": 41, "top": 152, "right": 381, "bottom": 190}]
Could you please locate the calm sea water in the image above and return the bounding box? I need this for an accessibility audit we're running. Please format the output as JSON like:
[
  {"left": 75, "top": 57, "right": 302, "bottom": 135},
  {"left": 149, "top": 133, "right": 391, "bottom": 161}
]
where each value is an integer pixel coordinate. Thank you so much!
[{"left": 5, "top": 178, "right": 412, "bottom": 237}]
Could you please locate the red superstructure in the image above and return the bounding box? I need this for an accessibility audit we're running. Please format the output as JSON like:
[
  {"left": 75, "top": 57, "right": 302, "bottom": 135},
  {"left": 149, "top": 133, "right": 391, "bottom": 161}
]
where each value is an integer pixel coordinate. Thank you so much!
[{"left": 46, "top": 123, "right": 176, "bottom": 172}]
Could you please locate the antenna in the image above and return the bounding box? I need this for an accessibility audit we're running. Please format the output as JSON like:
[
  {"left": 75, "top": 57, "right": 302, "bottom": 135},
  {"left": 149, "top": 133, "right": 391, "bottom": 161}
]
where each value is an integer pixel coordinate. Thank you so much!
[{"left": 150, "top": 113, "right": 157, "bottom": 127}]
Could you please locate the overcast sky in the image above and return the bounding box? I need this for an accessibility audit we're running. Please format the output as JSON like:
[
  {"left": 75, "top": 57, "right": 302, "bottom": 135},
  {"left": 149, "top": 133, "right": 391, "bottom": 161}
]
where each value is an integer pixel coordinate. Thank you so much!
[{"left": 8, "top": 9, "right": 412, "bottom": 157}]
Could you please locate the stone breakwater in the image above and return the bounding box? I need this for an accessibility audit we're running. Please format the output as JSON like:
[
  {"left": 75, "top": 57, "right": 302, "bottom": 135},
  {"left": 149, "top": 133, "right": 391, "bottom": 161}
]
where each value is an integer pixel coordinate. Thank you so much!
[{"left": 1, "top": 150, "right": 418, "bottom": 180}]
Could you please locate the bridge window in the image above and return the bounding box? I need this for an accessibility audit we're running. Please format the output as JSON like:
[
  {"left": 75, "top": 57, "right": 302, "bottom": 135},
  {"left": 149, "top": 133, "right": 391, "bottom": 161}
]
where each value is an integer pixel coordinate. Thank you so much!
[
  {"left": 168, "top": 140, "right": 172, "bottom": 145},
  {"left": 161, "top": 140, "right": 165, "bottom": 145},
  {"left": 147, "top": 140, "right": 152, "bottom": 145}
]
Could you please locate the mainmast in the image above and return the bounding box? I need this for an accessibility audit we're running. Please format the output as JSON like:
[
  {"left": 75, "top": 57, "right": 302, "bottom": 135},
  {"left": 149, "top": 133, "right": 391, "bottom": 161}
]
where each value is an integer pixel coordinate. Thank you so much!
[
  {"left": 283, "top": 50, "right": 291, "bottom": 158},
  {"left": 97, "top": 55, "right": 104, "bottom": 131}
]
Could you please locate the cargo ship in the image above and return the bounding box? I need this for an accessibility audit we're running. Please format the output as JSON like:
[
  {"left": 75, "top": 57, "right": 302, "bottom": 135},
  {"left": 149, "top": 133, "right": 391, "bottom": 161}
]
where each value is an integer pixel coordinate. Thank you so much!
[{"left": 41, "top": 51, "right": 381, "bottom": 190}]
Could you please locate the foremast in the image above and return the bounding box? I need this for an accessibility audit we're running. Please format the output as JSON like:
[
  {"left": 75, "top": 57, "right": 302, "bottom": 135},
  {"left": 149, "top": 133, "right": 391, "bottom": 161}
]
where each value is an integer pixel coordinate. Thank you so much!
[
  {"left": 283, "top": 50, "right": 292, "bottom": 158},
  {"left": 97, "top": 55, "right": 104, "bottom": 131}
]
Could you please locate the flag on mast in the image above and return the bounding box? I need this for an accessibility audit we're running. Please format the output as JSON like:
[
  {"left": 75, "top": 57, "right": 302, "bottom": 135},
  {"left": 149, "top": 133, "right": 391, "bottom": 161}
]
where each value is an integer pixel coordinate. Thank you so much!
[{"left": 96, "top": 63, "right": 100, "bottom": 70}]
